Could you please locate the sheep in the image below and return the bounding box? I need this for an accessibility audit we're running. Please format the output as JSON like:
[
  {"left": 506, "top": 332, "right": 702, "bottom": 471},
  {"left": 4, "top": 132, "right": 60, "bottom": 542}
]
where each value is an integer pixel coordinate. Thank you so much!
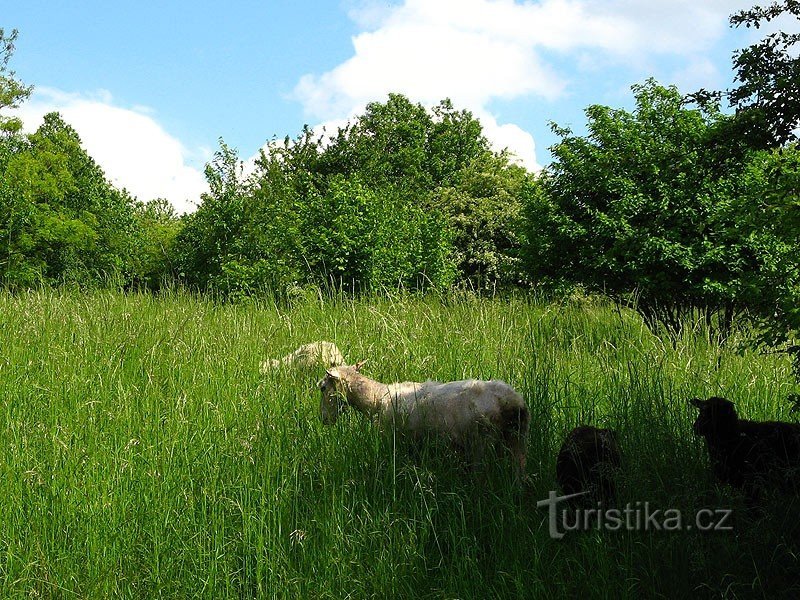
[
  {"left": 556, "top": 425, "right": 621, "bottom": 505},
  {"left": 690, "top": 396, "right": 800, "bottom": 500},
  {"left": 317, "top": 362, "right": 530, "bottom": 482},
  {"left": 260, "top": 341, "right": 345, "bottom": 374}
]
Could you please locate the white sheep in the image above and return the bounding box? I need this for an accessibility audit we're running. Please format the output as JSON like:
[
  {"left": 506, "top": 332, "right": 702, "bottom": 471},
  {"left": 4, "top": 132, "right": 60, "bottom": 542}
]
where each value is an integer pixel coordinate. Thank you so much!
[
  {"left": 318, "top": 362, "right": 530, "bottom": 481},
  {"left": 260, "top": 341, "right": 345, "bottom": 374}
]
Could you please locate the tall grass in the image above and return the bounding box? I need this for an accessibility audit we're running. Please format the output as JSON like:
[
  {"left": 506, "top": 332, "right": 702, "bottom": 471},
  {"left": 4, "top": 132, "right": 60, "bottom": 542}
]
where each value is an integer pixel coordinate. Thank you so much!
[{"left": 0, "top": 289, "right": 798, "bottom": 598}]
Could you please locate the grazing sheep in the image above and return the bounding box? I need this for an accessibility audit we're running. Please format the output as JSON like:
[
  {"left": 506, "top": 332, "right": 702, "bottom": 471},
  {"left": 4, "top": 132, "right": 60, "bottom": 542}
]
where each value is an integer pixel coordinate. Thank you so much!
[
  {"left": 318, "top": 362, "right": 530, "bottom": 481},
  {"left": 261, "top": 341, "right": 345, "bottom": 374},
  {"left": 690, "top": 396, "right": 800, "bottom": 499},
  {"left": 556, "top": 425, "right": 621, "bottom": 505}
]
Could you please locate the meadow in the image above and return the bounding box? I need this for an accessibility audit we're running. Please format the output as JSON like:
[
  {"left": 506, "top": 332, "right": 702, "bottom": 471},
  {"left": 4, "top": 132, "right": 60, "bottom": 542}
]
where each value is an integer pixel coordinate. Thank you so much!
[{"left": 1, "top": 289, "right": 799, "bottom": 599}]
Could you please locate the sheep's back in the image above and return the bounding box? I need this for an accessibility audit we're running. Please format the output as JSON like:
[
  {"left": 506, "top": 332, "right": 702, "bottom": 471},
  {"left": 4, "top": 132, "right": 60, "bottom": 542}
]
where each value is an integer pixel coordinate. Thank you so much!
[
  {"left": 387, "top": 379, "right": 524, "bottom": 439},
  {"left": 708, "top": 420, "right": 800, "bottom": 492},
  {"left": 738, "top": 420, "right": 800, "bottom": 458}
]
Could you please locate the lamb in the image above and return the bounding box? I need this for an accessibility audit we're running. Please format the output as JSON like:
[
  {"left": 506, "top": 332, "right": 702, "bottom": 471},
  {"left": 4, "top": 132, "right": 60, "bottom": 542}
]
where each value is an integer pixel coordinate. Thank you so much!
[
  {"left": 556, "top": 425, "right": 621, "bottom": 505},
  {"left": 260, "top": 341, "right": 345, "bottom": 374},
  {"left": 690, "top": 396, "right": 800, "bottom": 500},
  {"left": 318, "top": 362, "right": 530, "bottom": 481}
]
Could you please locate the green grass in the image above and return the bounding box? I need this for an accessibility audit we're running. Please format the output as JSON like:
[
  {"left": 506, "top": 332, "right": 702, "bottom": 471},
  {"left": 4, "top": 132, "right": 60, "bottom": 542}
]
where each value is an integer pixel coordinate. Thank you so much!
[{"left": 1, "top": 288, "right": 799, "bottom": 599}]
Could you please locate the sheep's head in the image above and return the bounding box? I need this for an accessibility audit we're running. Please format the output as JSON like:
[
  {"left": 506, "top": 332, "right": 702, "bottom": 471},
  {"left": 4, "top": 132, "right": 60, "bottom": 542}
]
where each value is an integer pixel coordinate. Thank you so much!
[
  {"left": 690, "top": 397, "right": 739, "bottom": 438},
  {"left": 318, "top": 368, "right": 347, "bottom": 425},
  {"left": 318, "top": 361, "right": 366, "bottom": 425}
]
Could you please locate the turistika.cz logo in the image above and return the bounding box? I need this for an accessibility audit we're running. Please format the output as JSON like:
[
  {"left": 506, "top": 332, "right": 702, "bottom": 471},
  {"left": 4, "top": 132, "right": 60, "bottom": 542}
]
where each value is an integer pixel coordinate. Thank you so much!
[{"left": 536, "top": 491, "right": 734, "bottom": 540}]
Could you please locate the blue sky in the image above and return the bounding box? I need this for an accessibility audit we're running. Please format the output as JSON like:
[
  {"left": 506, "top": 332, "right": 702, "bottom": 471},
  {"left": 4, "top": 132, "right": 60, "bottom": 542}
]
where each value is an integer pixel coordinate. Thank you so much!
[{"left": 3, "top": 0, "right": 786, "bottom": 212}]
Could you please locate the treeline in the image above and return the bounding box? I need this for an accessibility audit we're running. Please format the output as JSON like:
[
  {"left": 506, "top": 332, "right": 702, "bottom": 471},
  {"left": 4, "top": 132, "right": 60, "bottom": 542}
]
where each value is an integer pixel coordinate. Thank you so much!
[
  {"left": 174, "top": 97, "right": 530, "bottom": 296},
  {"left": 0, "top": 2, "right": 799, "bottom": 349}
]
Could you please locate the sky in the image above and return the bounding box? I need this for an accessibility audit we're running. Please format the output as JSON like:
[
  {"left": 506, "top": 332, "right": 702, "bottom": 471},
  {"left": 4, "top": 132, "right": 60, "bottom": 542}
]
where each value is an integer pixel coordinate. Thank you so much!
[{"left": 2, "top": 0, "right": 788, "bottom": 213}]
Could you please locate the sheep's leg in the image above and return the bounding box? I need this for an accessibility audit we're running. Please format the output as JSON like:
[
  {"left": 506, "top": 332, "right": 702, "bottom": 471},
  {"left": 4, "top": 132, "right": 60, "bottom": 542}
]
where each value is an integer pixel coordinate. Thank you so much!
[
  {"left": 466, "top": 439, "right": 483, "bottom": 470},
  {"left": 742, "top": 479, "right": 763, "bottom": 511},
  {"left": 462, "top": 435, "right": 487, "bottom": 476},
  {"left": 508, "top": 435, "right": 527, "bottom": 485},
  {"left": 498, "top": 405, "right": 530, "bottom": 486}
]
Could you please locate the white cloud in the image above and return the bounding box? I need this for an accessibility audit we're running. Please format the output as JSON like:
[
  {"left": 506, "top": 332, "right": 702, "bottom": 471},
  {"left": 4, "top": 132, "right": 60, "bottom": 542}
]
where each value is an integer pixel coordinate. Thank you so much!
[
  {"left": 588, "top": 0, "right": 753, "bottom": 55},
  {"left": 670, "top": 57, "right": 723, "bottom": 93},
  {"left": 12, "top": 88, "right": 208, "bottom": 214},
  {"left": 476, "top": 109, "right": 540, "bottom": 171},
  {"left": 294, "top": 0, "right": 760, "bottom": 171}
]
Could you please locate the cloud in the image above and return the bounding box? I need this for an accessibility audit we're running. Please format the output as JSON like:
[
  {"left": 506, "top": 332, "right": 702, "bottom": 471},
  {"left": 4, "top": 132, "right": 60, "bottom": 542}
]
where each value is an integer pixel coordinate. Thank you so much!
[
  {"left": 587, "top": 0, "right": 752, "bottom": 55},
  {"left": 294, "top": 0, "right": 758, "bottom": 171},
  {"left": 670, "top": 57, "right": 723, "bottom": 93},
  {"left": 13, "top": 88, "right": 208, "bottom": 214},
  {"left": 476, "top": 110, "right": 540, "bottom": 171}
]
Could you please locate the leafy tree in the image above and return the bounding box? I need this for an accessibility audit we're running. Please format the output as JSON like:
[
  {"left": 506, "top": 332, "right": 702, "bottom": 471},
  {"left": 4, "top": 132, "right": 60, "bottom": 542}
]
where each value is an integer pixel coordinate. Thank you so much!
[
  {"left": 728, "top": 1, "right": 800, "bottom": 148},
  {"left": 301, "top": 175, "right": 454, "bottom": 291},
  {"left": 688, "top": 2, "right": 800, "bottom": 362},
  {"left": 129, "top": 198, "right": 183, "bottom": 290},
  {"left": 317, "top": 94, "right": 435, "bottom": 195},
  {"left": 429, "top": 152, "right": 531, "bottom": 288},
  {"left": 173, "top": 141, "right": 250, "bottom": 291},
  {"left": 174, "top": 95, "right": 524, "bottom": 297},
  {"left": 734, "top": 144, "right": 800, "bottom": 355},
  {"left": 691, "top": 1, "right": 800, "bottom": 151},
  {"left": 523, "top": 80, "right": 793, "bottom": 333},
  {"left": 0, "top": 113, "right": 136, "bottom": 287},
  {"left": 316, "top": 94, "right": 521, "bottom": 288},
  {"left": 0, "top": 28, "right": 32, "bottom": 134}
]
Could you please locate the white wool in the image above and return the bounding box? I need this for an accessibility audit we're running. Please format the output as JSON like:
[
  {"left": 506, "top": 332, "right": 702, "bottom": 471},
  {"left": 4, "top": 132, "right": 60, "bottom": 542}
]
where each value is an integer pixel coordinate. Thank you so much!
[
  {"left": 261, "top": 341, "right": 345, "bottom": 374},
  {"left": 319, "top": 365, "right": 529, "bottom": 481}
]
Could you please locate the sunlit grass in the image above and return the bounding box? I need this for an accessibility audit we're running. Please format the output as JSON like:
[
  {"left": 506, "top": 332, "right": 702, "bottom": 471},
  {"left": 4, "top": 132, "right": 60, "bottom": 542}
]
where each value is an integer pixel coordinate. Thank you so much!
[{"left": 0, "top": 288, "right": 798, "bottom": 598}]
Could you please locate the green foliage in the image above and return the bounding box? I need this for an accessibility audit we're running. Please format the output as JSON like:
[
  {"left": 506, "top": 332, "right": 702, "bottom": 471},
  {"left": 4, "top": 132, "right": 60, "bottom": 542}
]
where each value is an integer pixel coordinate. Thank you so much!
[
  {"left": 690, "top": 2, "right": 800, "bottom": 151},
  {"left": 312, "top": 95, "right": 522, "bottom": 288},
  {"left": 174, "top": 95, "right": 526, "bottom": 297},
  {"left": 319, "top": 94, "right": 436, "bottom": 195},
  {"left": 728, "top": 1, "right": 800, "bottom": 148},
  {"left": 175, "top": 134, "right": 456, "bottom": 297},
  {"left": 129, "top": 198, "right": 182, "bottom": 290},
  {"left": 0, "top": 28, "right": 32, "bottom": 134},
  {"left": 523, "top": 80, "right": 798, "bottom": 333},
  {"left": 174, "top": 141, "right": 250, "bottom": 292},
  {"left": 429, "top": 152, "right": 532, "bottom": 288},
  {"left": 0, "top": 113, "right": 137, "bottom": 287},
  {"left": 682, "top": 3, "right": 800, "bottom": 353},
  {"left": 0, "top": 84, "right": 530, "bottom": 297},
  {"left": 302, "top": 175, "right": 455, "bottom": 291},
  {"left": 733, "top": 144, "right": 800, "bottom": 349}
]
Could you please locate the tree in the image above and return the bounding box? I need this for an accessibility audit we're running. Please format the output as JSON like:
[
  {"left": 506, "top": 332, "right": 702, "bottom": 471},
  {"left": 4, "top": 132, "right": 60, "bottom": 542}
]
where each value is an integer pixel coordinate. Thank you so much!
[
  {"left": 316, "top": 95, "right": 493, "bottom": 194},
  {"left": 0, "top": 113, "right": 137, "bottom": 287},
  {"left": 0, "top": 28, "right": 32, "bottom": 135},
  {"left": 429, "top": 152, "right": 531, "bottom": 288},
  {"left": 729, "top": 1, "right": 800, "bottom": 147},
  {"left": 316, "top": 95, "right": 521, "bottom": 288},
  {"left": 691, "top": 2, "right": 800, "bottom": 150},
  {"left": 301, "top": 175, "right": 454, "bottom": 291},
  {"left": 704, "top": 2, "right": 800, "bottom": 364},
  {"left": 173, "top": 141, "right": 251, "bottom": 292},
  {"left": 735, "top": 144, "right": 800, "bottom": 360},
  {"left": 129, "top": 198, "right": 183, "bottom": 290},
  {"left": 174, "top": 96, "right": 525, "bottom": 297},
  {"left": 523, "top": 80, "right": 793, "bottom": 334}
]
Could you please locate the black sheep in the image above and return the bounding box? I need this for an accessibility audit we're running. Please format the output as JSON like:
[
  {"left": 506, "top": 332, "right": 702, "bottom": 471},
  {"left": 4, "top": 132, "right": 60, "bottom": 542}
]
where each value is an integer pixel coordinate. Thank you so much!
[
  {"left": 556, "top": 425, "right": 621, "bottom": 505},
  {"left": 690, "top": 396, "right": 800, "bottom": 499}
]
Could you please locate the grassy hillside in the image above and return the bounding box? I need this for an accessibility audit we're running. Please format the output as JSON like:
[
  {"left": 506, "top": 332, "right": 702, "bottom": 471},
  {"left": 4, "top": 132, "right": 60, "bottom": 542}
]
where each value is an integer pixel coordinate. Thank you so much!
[{"left": 1, "top": 289, "right": 798, "bottom": 598}]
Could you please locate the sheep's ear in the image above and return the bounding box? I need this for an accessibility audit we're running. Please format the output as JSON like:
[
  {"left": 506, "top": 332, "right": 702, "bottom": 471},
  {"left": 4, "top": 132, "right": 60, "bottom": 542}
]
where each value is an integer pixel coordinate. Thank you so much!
[
  {"left": 689, "top": 398, "right": 705, "bottom": 409},
  {"left": 326, "top": 368, "right": 341, "bottom": 380},
  {"left": 354, "top": 359, "right": 367, "bottom": 372}
]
